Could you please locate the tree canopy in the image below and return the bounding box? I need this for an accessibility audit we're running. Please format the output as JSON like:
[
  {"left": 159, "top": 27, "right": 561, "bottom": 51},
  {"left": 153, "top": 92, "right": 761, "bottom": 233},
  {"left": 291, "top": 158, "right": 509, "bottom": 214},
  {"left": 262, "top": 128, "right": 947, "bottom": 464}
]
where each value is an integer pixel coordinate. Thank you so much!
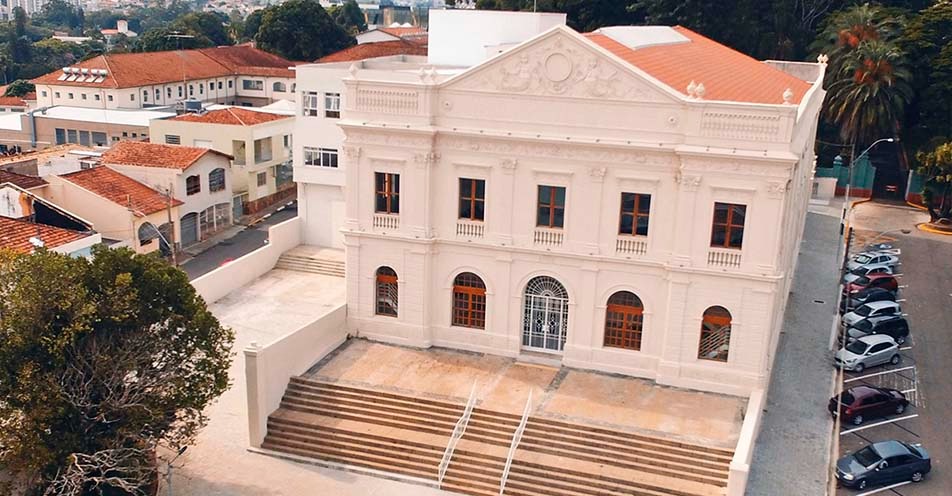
[
  {"left": 0, "top": 247, "right": 233, "bottom": 495},
  {"left": 329, "top": 0, "right": 368, "bottom": 35},
  {"left": 254, "top": 0, "right": 354, "bottom": 61}
]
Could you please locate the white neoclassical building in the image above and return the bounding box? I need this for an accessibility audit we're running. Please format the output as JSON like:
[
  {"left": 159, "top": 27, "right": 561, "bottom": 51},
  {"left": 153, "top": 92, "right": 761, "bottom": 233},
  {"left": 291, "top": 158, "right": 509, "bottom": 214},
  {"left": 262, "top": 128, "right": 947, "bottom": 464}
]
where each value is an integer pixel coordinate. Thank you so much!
[{"left": 298, "top": 11, "right": 826, "bottom": 397}]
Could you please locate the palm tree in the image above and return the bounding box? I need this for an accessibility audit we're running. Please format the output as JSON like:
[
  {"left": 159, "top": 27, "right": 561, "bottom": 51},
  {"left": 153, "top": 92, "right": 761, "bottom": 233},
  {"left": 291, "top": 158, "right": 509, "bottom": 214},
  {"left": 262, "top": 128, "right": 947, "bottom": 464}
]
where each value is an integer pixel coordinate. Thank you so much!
[
  {"left": 823, "top": 39, "right": 913, "bottom": 148},
  {"left": 812, "top": 3, "right": 902, "bottom": 78}
]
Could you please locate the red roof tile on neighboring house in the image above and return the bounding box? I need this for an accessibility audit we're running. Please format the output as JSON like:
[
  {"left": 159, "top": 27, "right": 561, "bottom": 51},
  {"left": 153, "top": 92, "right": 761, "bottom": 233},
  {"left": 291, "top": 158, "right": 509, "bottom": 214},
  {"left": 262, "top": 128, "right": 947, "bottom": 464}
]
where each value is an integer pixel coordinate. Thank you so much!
[
  {"left": 31, "top": 45, "right": 294, "bottom": 89},
  {"left": 101, "top": 141, "right": 230, "bottom": 170},
  {"left": 585, "top": 26, "right": 812, "bottom": 105},
  {"left": 0, "top": 215, "right": 89, "bottom": 254},
  {"left": 60, "top": 166, "right": 182, "bottom": 215},
  {"left": 170, "top": 107, "right": 291, "bottom": 126},
  {"left": 0, "top": 85, "right": 30, "bottom": 107},
  {"left": 317, "top": 39, "right": 428, "bottom": 63},
  {"left": 0, "top": 170, "right": 47, "bottom": 190}
]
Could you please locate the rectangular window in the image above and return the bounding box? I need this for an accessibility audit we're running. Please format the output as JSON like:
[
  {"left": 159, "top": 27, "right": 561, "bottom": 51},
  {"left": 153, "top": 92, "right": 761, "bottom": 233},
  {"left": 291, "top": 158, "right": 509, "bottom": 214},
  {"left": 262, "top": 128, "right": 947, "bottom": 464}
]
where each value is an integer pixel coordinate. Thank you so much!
[
  {"left": 324, "top": 92, "right": 341, "bottom": 118},
  {"left": 54, "top": 128, "right": 66, "bottom": 145},
  {"left": 108, "top": 95, "right": 113, "bottom": 102},
  {"left": 619, "top": 192, "right": 651, "bottom": 236},
  {"left": 302, "top": 91, "right": 320, "bottom": 116},
  {"left": 253, "top": 137, "right": 272, "bottom": 163},
  {"left": 242, "top": 80, "right": 264, "bottom": 91},
  {"left": 711, "top": 202, "right": 746, "bottom": 249},
  {"left": 81, "top": 93, "right": 87, "bottom": 100},
  {"left": 94, "top": 94, "right": 100, "bottom": 101},
  {"left": 91, "top": 132, "right": 107, "bottom": 146},
  {"left": 536, "top": 185, "right": 565, "bottom": 228},
  {"left": 164, "top": 135, "right": 181, "bottom": 145},
  {"left": 178, "top": 86, "right": 183, "bottom": 97},
  {"left": 199, "top": 84, "right": 203, "bottom": 95},
  {"left": 303, "top": 147, "right": 338, "bottom": 167},
  {"left": 67, "top": 93, "right": 74, "bottom": 99},
  {"left": 55, "top": 92, "right": 60, "bottom": 98},
  {"left": 228, "top": 80, "right": 233, "bottom": 89},
  {"left": 67, "top": 129, "right": 78, "bottom": 144},
  {"left": 218, "top": 81, "right": 223, "bottom": 90},
  {"left": 130, "top": 93, "right": 135, "bottom": 101},
  {"left": 232, "top": 140, "right": 246, "bottom": 165},
  {"left": 79, "top": 131, "right": 91, "bottom": 146},
  {"left": 458, "top": 178, "right": 485, "bottom": 221},
  {"left": 256, "top": 172, "right": 267, "bottom": 187},
  {"left": 41, "top": 90, "right": 47, "bottom": 97},
  {"left": 374, "top": 172, "right": 400, "bottom": 214}
]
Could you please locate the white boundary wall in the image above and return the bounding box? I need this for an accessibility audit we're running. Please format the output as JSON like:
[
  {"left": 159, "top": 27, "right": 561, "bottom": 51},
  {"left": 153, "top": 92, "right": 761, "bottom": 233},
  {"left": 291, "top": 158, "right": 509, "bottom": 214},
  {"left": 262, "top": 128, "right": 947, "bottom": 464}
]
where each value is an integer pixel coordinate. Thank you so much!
[
  {"left": 244, "top": 303, "right": 348, "bottom": 448},
  {"left": 727, "top": 389, "right": 766, "bottom": 496},
  {"left": 190, "top": 216, "right": 302, "bottom": 304}
]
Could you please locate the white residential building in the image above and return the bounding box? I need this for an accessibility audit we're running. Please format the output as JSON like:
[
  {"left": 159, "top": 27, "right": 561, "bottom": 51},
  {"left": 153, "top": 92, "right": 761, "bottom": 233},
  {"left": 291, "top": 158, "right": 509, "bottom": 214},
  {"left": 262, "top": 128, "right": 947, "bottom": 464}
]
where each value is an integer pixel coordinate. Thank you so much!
[
  {"left": 99, "top": 141, "right": 234, "bottom": 247},
  {"left": 293, "top": 10, "right": 826, "bottom": 397}
]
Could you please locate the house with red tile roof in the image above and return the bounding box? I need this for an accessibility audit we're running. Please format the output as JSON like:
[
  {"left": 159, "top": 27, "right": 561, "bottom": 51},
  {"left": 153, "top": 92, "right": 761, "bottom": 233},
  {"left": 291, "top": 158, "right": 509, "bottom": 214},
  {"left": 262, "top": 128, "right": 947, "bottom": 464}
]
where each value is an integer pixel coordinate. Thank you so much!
[
  {"left": 99, "top": 141, "right": 234, "bottom": 247},
  {"left": 31, "top": 45, "right": 296, "bottom": 111},
  {"left": 0, "top": 215, "right": 100, "bottom": 257},
  {"left": 356, "top": 25, "right": 427, "bottom": 46},
  {"left": 150, "top": 107, "right": 294, "bottom": 215},
  {"left": 316, "top": 39, "right": 428, "bottom": 64},
  {"left": 44, "top": 165, "right": 182, "bottom": 255}
]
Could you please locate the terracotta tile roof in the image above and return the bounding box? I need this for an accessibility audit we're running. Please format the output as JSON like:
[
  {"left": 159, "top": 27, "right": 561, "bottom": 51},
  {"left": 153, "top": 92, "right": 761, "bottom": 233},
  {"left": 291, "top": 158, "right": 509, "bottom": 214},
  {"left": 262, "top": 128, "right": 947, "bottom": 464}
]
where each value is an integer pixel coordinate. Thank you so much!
[
  {"left": 170, "top": 107, "right": 291, "bottom": 126},
  {"left": 317, "top": 40, "right": 428, "bottom": 63},
  {"left": 0, "top": 85, "right": 30, "bottom": 107},
  {"left": 0, "top": 215, "right": 90, "bottom": 254},
  {"left": 585, "top": 26, "right": 812, "bottom": 105},
  {"left": 100, "top": 141, "right": 231, "bottom": 170},
  {"left": 60, "top": 166, "right": 182, "bottom": 215},
  {"left": 0, "top": 144, "right": 94, "bottom": 166},
  {"left": 0, "top": 170, "right": 47, "bottom": 189},
  {"left": 32, "top": 45, "right": 294, "bottom": 89}
]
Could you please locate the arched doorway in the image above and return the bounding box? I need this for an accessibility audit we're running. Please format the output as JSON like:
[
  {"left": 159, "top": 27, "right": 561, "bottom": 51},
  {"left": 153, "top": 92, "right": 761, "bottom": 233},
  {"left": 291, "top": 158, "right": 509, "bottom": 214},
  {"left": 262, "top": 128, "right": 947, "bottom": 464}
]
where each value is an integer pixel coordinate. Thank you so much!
[{"left": 522, "top": 276, "right": 569, "bottom": 353}]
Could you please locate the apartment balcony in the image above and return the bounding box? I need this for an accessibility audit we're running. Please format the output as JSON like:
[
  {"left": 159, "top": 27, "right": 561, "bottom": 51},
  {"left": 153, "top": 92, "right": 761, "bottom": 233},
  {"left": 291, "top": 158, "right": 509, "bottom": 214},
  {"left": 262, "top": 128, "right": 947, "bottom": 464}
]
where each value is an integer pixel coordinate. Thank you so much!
[
  {"left": 707, "top": 247, "right": 742, "bottom": 269},
  {"left": 456, "top": 219, "right": 484, "bottom": 240},
  {"left": 533, "top": 227, "right": 564, "bottom": 247},
  {"left": 372, "top": 213, "right": 399, "bottom": 233},
  {"left": 615, "top": 236, "right": 647, "bottom": 257}
]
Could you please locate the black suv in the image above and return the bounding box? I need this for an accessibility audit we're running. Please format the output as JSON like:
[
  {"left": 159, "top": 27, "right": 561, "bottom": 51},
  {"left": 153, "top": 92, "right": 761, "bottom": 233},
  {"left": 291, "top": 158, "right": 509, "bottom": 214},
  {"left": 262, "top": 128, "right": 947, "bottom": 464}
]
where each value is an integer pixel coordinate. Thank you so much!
[
  {"left": 840, "top": 287, "right": 896, "bottom": 314},
  {"left": 848, "top": 315, "right": 910, "bottom": 345}
]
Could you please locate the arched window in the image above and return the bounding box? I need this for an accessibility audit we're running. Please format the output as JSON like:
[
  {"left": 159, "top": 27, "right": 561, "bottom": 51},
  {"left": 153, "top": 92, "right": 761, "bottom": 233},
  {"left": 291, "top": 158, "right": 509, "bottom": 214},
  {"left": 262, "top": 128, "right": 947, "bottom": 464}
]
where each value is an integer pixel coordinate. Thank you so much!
[
  {"left": 186, "top": 175, "right": 201, "bottom": 195},
  {"left": 138, "top": 222, "right": 159, "bottom": 246},
  {"left": 208, "top": 168, "right": 226, "bottom": 192},
  {"left": 452, "top": 272, "right": 486, "bottom": 329},
  {"left": 698, "top": 306, "right": 732, "bottom": 362},
  {"left": 604, "top": 291, "right": 644, "bottom": 350},
  {"left": 375, "top": 267, "right": 398, "bottom": 317},
  {"left": 273, "top": 81, "right": 286, "bottom": 92}
]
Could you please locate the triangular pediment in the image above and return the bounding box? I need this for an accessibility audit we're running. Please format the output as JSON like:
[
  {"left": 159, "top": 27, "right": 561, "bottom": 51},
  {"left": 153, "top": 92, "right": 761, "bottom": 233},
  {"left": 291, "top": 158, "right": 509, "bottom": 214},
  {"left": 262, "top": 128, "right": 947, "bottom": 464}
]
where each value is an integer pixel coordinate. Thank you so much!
[{"left": 441, "top": 26, "right": 682, "bottom": 104}]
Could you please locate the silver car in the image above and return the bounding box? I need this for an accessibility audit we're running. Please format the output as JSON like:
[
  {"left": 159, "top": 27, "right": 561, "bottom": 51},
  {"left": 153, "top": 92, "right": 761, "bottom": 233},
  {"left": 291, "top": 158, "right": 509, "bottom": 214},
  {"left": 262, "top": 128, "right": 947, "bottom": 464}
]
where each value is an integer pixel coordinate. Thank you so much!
[
  {"left": 842, "top": 300, "right": 902, "bottom": 328},
  {"left": 843, "top": 263, "right": 896, "bottom": 284},
  {"left": 835, "top": 334, "right": 901, "bottom": 373},
  {"left": 848, "top": 252, "right": 900, "bottom": 272}
]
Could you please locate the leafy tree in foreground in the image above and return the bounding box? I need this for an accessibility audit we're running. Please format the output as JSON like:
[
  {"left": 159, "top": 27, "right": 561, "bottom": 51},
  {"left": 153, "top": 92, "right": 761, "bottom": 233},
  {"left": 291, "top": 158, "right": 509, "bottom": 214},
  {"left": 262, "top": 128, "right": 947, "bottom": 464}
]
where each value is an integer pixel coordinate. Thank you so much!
[
  {"left": 255, "top": 0, "right": 354, "bottom": 61},
  {"left": 0, "top": 247, "right": 233, "bottom": 495},
  {"left": 916, "top": 141, "right": 952, "bottom": 221}
]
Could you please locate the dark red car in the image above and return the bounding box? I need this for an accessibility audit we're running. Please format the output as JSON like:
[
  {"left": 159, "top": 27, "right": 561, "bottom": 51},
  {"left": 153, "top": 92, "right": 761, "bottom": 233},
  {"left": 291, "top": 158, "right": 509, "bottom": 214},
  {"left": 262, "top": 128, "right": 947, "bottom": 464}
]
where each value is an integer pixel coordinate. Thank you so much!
[
  {"left": 829, "top": 385, "right": 909, "bottom": 425},
  {"left": 844, "top": 273, "right": 899, "bottom": 296}
]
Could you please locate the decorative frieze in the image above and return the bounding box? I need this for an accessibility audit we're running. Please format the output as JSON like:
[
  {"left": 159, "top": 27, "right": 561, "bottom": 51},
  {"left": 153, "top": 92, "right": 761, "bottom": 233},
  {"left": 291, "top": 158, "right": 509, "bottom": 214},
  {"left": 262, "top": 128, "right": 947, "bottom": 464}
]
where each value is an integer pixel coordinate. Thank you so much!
[
  {"left": 437, "top": 135, "right": 675, "bottom": 167},
  {"left": 699, "top": 111, "right": 783, "bottom": 142},
  {"left": 354, "top": 87, "right": 420, "bottom": 115},
  {"left": 344, "top": 130, "right": 434, "bottom": 149}
]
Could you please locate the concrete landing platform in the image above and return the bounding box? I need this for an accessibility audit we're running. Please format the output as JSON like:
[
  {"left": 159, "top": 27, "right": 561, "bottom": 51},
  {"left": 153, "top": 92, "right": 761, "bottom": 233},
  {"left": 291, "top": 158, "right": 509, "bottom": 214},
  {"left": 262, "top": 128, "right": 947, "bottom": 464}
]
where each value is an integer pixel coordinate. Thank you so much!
[
  {"left": 285, "top": 245, "right": 345, "bottom": 261},
  {"left": 306, "top": 339, "right": 745, "bottom": 449}
]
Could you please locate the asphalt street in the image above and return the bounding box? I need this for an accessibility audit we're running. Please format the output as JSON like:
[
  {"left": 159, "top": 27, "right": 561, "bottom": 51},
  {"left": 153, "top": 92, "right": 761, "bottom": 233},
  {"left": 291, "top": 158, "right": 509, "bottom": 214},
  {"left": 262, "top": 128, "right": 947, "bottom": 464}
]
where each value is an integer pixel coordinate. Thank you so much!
[
  {"left": 182, "top": 205, "right": 298, "bottom": 280},
  {"left": 834, "top": 232, "right": 952, "bottom": 496}
]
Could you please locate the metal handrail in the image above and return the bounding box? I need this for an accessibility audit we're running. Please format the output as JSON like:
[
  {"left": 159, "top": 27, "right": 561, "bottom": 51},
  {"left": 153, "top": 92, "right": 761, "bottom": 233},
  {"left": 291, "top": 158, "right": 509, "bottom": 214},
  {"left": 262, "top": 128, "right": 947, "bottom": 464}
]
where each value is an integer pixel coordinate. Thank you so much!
[
  {"left": 499, "top": 390, "right": 532, "bottom": 495},
  {"left": 438, "top": 381, "right": 477, "bottom": 485}
]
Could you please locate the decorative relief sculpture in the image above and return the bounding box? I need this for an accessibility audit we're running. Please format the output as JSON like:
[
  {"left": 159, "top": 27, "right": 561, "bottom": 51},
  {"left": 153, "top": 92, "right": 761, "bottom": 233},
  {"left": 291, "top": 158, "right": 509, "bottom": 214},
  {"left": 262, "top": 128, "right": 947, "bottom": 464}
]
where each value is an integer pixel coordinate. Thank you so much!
[
  {"left": 452, "top": 33, "right": 666, "bottom": 102},
  {"left": 766, "top": 181, "right": 788, "bottom": 198}
]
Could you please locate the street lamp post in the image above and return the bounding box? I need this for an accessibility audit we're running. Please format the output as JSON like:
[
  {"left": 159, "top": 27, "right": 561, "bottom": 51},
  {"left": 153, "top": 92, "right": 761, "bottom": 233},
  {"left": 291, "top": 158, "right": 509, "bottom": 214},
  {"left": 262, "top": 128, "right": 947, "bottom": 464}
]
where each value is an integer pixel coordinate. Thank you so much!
[
  {"left": 841, "top": 137, "right": 898, "bottom": 229},
  {"left": 164, "top": 446, "right": 187, "bottom": 496}
]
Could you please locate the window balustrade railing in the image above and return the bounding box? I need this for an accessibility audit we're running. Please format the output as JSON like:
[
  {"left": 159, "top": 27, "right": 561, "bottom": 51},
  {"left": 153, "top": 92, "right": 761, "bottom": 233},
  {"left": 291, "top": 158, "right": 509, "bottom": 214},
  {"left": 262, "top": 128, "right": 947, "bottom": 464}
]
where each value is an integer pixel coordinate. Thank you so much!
[
  {"left": 615, "top": 236, "right": 647, "bottom": 256},
  {"left": 372, "top": 213, "right": 399, "bottom": 231},
  {"left": 708, "top": 247, "right": 742, "bottom": 268},
  {"left": 456, "top": 220, "right": 485, "bottom": 239},
  {"left": 533, "top": 228, "right": 563, "bottom": 247}
]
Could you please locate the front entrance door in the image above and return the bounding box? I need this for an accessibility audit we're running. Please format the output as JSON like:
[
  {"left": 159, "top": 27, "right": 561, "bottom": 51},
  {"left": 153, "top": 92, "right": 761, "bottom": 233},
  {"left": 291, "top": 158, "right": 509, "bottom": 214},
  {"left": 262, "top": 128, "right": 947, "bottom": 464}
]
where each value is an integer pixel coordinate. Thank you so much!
[{"left": 522, "top": 276, "right": 569, "bottom": 353}]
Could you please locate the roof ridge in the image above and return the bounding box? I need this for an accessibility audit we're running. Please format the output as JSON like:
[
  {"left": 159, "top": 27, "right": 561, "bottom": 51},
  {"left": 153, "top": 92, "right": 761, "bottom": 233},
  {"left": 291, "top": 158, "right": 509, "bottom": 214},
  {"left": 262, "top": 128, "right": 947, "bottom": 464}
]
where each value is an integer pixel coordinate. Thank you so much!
[{"left": 229, "top": 107, "right": 247, "bottom": 126}]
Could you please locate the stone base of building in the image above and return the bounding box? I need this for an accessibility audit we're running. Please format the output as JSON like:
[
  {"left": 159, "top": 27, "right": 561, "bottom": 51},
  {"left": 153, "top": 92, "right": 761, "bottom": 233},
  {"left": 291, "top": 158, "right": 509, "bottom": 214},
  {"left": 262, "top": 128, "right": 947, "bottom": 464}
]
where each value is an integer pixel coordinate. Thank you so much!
[{"left": 244, "top": 184, "right": 296, "bottom": 216}]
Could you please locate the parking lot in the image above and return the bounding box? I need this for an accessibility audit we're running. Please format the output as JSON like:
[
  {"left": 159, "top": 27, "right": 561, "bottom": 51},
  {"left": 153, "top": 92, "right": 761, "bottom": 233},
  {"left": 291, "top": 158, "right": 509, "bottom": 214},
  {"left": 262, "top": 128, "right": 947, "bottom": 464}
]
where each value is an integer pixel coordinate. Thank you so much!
[{"left": 833, "top": 229, "right": 951, "bottom": 496}]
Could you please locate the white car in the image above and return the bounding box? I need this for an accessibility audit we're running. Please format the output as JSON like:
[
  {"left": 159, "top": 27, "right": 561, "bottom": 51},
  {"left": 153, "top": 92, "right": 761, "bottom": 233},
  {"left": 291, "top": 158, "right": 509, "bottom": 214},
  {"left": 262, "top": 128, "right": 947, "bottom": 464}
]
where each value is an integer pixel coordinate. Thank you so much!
[
  {"left": 835, "top": 334, "right": 901, "bottom": 373},
  {"left": 843, "top": 263, "right": 896, "bottom": 284},
  {"left": 842, "top": 300, "right": 902, "bottom": 328},
  {"left": 848, "top": 252, "right": 900, "bottom": 272}
]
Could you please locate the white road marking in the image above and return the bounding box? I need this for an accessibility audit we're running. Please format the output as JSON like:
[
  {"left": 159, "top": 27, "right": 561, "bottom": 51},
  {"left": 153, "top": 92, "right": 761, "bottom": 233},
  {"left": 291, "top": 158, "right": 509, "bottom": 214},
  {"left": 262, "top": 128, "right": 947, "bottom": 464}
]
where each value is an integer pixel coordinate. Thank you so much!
[
  {"left": 855, "top": 480, "right": 912, "bottom": 496},
  {"left": 845, "top": 366, "right": 916, "bottom": 383},
  {"left": 900, "top": 389, "right": 917, "bottom": 394},
  {"left": 900, "top": 346, "right": 912, "bottom": 351},
  {"left": 840, "top": 414, "right": 919, "bottom": 435}
]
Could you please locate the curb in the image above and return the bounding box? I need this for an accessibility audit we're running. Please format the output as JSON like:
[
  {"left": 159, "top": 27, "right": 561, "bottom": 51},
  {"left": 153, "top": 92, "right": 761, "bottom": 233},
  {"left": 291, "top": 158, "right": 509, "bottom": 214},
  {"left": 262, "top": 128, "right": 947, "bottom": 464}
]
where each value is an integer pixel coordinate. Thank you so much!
[{"left": 916, "top": 222, "right": 952, "bottom": 236}]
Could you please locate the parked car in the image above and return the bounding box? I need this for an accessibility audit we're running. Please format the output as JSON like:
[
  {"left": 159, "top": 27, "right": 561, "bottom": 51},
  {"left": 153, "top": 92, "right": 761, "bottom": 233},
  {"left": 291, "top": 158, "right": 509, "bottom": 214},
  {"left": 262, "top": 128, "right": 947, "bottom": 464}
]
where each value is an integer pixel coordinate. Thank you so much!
[
  {"left": 843, "top": 263, "right": 896, "bottom": 284},
  {"left": 835, "top": 440, "right": 930, "bottom": 490},
  {"left": 828, "top": 385, "right": 910, "bottom": 425},
  {"left": 848, "top": 315, "right": 910, "bottom": 345},
  {"left": 834, "top": 334, "right": 901, "bottom": 373},
  {"left": 844, "top": 273, "right": 899, "bottom": 295},
  {"left": 842, "top": 300, "right": 902, "bottom": 328},
  {"left": 840, "top": 287, "right": 896, "bottom": 314},
  {"left": 848, "top": 252, "right": 900, "bottom": 272}
]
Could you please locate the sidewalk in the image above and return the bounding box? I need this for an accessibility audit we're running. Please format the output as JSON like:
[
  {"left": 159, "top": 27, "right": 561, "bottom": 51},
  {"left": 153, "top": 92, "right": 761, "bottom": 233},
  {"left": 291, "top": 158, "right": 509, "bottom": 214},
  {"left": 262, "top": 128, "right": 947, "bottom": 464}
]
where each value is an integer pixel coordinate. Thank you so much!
[{"left": 746, "top": 210, "right": 841, "bottom": 495}]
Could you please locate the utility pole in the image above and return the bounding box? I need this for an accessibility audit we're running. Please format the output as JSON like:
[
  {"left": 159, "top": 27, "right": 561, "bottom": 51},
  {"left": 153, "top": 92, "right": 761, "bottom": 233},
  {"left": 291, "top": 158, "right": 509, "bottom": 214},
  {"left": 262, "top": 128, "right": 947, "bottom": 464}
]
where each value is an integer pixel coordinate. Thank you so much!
[{"left": 167, "top": 183, "right": 177, "bottom": 266}]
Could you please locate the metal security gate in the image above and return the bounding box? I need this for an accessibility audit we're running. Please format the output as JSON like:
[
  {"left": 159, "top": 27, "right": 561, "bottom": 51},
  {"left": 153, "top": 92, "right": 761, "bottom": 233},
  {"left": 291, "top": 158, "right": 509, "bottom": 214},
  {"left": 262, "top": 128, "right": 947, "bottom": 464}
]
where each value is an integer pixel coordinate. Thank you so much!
[
  {"left": 180, "top": 213, "right": 198, "bottom": 247},
  {"left": 522, "top": 276, "right": 569, "bottom": 353}
]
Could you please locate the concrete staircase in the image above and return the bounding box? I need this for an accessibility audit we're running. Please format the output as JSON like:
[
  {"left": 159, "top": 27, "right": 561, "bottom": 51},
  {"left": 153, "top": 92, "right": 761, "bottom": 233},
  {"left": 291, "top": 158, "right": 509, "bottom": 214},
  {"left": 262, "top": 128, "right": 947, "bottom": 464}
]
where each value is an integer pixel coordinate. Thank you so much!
[
  {"left": 274, "top": 253, "right": 345, "bottom": 277},
  {"left": 261, "top": 377, "right": 734, "bottom": 496}
]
